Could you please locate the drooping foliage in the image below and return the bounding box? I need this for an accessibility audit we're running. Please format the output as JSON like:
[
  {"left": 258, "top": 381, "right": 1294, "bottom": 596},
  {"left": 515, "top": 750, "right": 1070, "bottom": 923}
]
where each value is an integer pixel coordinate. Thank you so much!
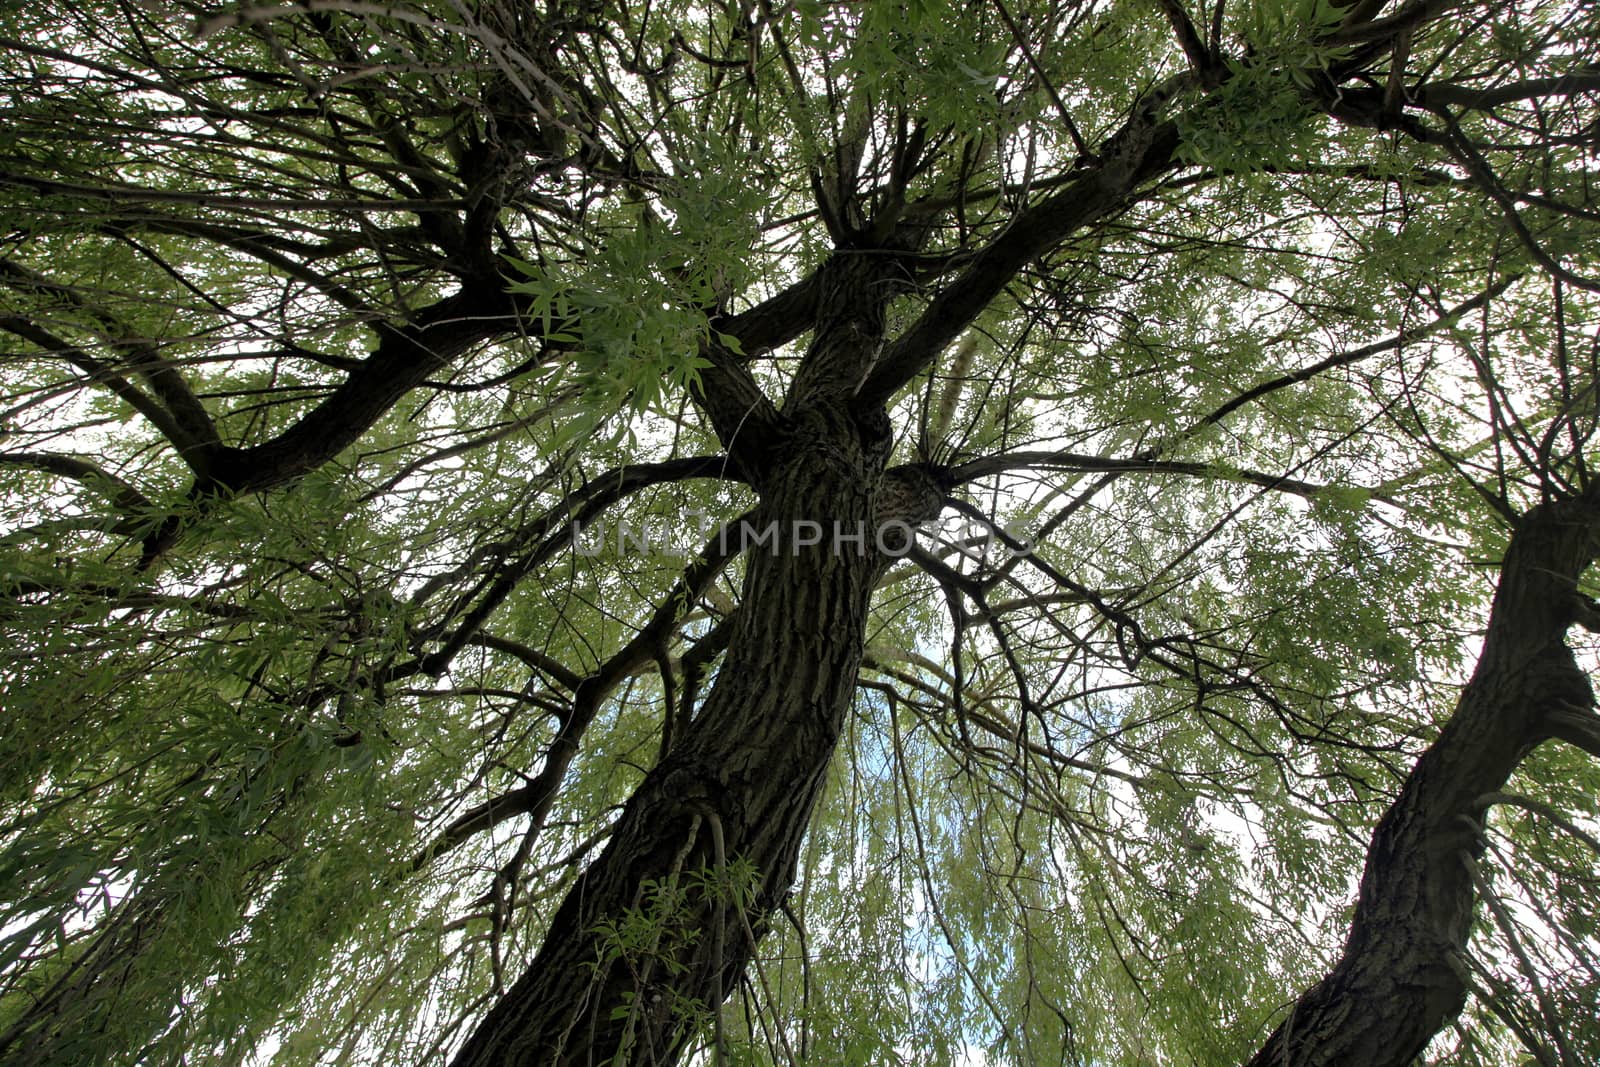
[{"left": 2, "top": 0, "right": 1599, "bottom": 1064}]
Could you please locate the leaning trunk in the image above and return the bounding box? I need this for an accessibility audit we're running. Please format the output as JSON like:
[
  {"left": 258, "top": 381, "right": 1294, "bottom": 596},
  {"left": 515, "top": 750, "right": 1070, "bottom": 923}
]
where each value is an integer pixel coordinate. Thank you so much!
[
  {"left": 1245, "top": 490, "right": 1600, "bottom": 1066},
  {"left": 451, "top": 410, "right": 894, "bottom": 1065}
]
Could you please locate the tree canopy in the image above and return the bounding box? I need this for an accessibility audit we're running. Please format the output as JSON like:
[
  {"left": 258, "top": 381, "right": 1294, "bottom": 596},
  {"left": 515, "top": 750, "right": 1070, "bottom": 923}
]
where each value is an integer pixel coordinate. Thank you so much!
[{"left": 2, "top": 0, "right": 1600, "bottom": 1063}]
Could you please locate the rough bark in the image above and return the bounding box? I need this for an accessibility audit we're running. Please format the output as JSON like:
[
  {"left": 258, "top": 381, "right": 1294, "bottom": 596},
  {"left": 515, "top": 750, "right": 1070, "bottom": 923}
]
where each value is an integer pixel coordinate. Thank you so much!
[
  {"left": 1245, "top": 489, "right": 1600, "bottom": 1067},
  {"left": 449, "top": 258, "right": 941, "bottom": 1066}
]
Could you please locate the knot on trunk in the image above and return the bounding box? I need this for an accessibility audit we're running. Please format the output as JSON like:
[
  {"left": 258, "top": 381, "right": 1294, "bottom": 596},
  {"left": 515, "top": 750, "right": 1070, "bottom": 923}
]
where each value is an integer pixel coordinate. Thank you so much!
[{"left": 875, "top": 464, "right": 948, "bottom": 528}]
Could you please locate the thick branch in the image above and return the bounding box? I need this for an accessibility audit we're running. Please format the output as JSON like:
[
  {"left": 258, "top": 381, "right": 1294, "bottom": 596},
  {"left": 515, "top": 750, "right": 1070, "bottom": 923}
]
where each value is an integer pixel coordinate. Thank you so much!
[
  {"left": 0, "top": 315, "right": 214, "bottom": 475},
  {"left": 1154, "top": 0, "right": 1214, "bottom": 76},
  {"left": 712, "top": 269, "right": 822, "bottom": 360},
  {"left": 0, "top": 451, "right": 153, "bottom": 517},
  {"left": 1415, "top": 72, "right": 1600, "bottom": 111},
  {"left": 1546, "top": 705, "right": 1600, "bottom": 759},
  {"left": 464, "top": 632, "right": 584, "bottom": 693},
  {"left": 857, "top": 90, "right": 1186, "bottom": 408},
  {"left": 207, "top": 283, "right": 522, "bottom": 492}
]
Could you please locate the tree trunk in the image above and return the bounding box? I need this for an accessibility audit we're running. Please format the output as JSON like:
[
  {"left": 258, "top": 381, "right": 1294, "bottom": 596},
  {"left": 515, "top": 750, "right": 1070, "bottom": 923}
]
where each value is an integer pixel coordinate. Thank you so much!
[
  {"left": 451, "top": 255, "right": 933, "bottom": 1065},
  {"left": 1245, "top": 490, "right": 1600, "bottom": 1067},
  {"left": 452, "top": 419, "right": 883, "bottom": 1066}
]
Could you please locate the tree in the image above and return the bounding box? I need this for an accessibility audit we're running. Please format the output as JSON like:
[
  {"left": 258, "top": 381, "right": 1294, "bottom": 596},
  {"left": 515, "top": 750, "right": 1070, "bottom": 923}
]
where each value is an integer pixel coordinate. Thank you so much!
[{"left": 2, "top": 0, "right": 1599, "bottom": 1063}]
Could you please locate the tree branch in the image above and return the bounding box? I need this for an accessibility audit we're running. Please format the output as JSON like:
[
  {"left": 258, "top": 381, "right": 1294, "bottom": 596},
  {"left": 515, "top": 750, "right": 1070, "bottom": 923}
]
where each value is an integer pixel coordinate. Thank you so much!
[
  {"left": 1415, "top": 72, "right": 1600, "bottom": 111},
  {"left": 409, "top": 515, "right": 749, "bottom": 871},
  {"left": 949, "top": 449, "right": 1346, "bottom": 500},
  {"left": 1545, "top": 706, "right": 1600, "bottom": 759},
  {"left": 0, "top": 315, "right": 214, "bottom": 476},
  {"left": 0, "top": 451, "right": 153, "bottom": 518},
  {"left": 1194, "top": 274, "right": 1520, "bottom": 431},
  {"left": 857, "top": 95, "right": 1186, "bottom": 408}
]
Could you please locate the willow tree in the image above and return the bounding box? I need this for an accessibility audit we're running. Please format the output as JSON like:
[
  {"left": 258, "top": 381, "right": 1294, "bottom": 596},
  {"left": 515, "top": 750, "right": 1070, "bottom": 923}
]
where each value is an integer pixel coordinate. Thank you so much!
[{"left": 3, "top": 0, "right": 1599, "bottom": 1063}]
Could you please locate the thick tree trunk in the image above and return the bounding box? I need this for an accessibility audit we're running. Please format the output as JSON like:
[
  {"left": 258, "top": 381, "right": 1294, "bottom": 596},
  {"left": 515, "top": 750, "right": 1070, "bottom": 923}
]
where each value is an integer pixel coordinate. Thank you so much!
[
  {"left": 1245, "top": 490, "right": 1600, "bottom": 1067},
  {"left": 451, "top": 255, "right": 931, "bottom": 1066},
  {"left": 451, "top": 419, "right": 885, "bottom": 1066}
]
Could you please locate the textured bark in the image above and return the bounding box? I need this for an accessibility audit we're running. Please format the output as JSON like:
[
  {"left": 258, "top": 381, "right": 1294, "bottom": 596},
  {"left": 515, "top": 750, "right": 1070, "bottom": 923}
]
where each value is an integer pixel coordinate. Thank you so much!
[
  {"left": 450, "top": 422, "right": 898, "bottom": 1066},
  {"left": 1245, "top": 490, "right": 1600, "bottom": 1067},
  {"left": 449, "top": 259, "right": 940, "bottom": 1066}
]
